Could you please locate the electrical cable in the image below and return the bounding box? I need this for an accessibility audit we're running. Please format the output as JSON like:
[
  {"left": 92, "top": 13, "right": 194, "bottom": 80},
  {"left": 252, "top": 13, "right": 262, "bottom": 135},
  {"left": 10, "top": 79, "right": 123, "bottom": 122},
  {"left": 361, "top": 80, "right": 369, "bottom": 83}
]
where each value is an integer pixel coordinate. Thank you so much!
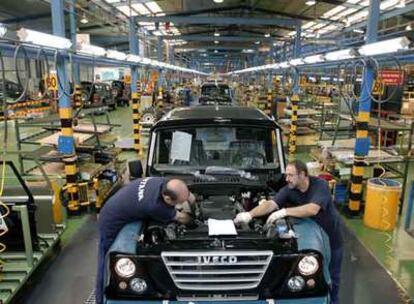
[
  {"left": 30, "top": 47, "right": 51, "bottom": 101},
  {"left": 53, "top": 49, "right": 73, "bottom": 99},
  {"left": 13, "top": 44, "right": 30, "bottom": 103}
]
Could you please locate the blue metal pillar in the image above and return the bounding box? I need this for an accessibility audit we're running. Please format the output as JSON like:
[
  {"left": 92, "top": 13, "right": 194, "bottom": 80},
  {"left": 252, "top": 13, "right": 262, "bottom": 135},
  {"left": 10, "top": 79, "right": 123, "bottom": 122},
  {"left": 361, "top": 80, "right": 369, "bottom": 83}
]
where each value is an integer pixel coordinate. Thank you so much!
[
  {"left": 129, "top": 16, "right": 142, "bottom": 156},
  {"left": 52, "top": 0, "right": 79, "bottom": 211},
  {"left": 69, "top": 0, "right": 80, "bottom": 84},
  {"left": 348, "top": 0, "right": 380, "bottom": 215},
  {"left": 288, "top": 21, "right": 302, "bottom": 160}
]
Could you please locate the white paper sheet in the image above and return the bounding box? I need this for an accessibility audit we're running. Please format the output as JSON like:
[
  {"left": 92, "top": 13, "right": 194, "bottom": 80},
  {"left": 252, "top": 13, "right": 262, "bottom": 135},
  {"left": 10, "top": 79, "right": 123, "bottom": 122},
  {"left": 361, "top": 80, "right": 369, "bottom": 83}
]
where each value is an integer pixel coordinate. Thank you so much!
[
  {"left": 170, "top": 131, "right": 192, "bottom": 162},
  {"left": 208, "top": 219, "right": 237, "bottom": 236}
]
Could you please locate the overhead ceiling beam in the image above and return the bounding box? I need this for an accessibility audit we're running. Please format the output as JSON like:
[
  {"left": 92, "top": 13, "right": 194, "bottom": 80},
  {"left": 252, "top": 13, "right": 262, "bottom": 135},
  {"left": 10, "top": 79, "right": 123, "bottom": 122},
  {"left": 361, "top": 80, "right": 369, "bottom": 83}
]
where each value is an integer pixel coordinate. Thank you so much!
[
  {"left": 160, "top": 35, "right": 287, "bottom": 42},
  {"left": 317, "top": 0, "right": 364, "bottom": 9},
  {"left": 1, "top": 12, "right": 51, "bottom": 24},
  {"left": 175, "top": 46, "right": 256, "bottom": 51},
  {"left": 134, "top": 16, "right": 299, "bottom": 27}
]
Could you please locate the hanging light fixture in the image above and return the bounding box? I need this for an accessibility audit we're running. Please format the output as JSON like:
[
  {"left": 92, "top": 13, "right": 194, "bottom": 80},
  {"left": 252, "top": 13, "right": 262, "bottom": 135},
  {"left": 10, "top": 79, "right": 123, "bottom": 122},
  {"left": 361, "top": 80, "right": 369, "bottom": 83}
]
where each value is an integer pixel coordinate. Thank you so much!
[
  {"left": 80, "top": 12, "right": 89, "bottom": 24},
  {"left": 17, "top": 28, "right": 72, "bottom": 49},
  {"left": 214, "top": 30, "right": 220, "bottom": 37},
  {"left": 358, "top": 37, "right": 410, "bottom": 56}
]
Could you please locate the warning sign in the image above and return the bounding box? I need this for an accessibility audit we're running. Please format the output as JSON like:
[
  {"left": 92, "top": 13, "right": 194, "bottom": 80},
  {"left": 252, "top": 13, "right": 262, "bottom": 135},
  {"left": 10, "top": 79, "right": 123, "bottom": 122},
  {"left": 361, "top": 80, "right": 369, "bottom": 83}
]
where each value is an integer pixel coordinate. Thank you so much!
[
  {"left": 46, "top": 74, "right": 58, "bottom": 91},
  {"left": 378, "top": 69, "right": 404, "bottom": 86},
  {"left": 124, "top": 74, "right": 131, "bottom": 84}
]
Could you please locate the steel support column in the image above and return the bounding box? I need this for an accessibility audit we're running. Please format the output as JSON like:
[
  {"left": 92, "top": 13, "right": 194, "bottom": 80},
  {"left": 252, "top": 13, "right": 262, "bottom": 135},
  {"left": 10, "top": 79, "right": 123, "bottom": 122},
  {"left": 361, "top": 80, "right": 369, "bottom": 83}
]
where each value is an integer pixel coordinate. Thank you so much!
[
  {"left": 288, "top": 22, "right": 302, "bottom": 161},
  {"left": 69, "top": 0, "right": 80, "bottom": 84},
  {"left": 348, "top": 0, "right": 380, "bottom": 215},
  {"left": 129, "top": 17, "right": 142, "bottom": 157},
  {"left": 52, "top": 0, "right": 79, "bottom": 212}
]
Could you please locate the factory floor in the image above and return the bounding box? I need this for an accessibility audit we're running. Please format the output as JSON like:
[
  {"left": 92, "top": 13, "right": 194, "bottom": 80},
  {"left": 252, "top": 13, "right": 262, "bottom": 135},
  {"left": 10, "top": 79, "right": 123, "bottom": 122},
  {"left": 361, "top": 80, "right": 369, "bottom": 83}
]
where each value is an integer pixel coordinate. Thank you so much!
[{"left": 1, "top": 104, "right": 414, "bottom": 303}]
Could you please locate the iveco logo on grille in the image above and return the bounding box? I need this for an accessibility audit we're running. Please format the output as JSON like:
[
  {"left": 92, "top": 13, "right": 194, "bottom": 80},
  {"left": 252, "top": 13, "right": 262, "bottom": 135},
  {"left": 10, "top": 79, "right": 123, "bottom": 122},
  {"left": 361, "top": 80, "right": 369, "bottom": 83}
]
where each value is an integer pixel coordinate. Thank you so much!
[{"left": 197, "top": 256, "right": 238, "bottom": 264}]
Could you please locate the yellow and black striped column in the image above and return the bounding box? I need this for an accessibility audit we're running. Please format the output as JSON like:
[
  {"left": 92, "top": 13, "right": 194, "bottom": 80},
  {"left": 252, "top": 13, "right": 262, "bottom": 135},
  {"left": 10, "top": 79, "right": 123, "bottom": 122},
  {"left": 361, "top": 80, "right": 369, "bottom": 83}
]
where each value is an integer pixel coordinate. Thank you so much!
[
  {"left": 266, "top": 88, "right": 272, "bottom": 116},
  {"left": 156, "top": 86, "right": 164, "bottom": 112},
  {"left": 132, "top": 81, "right": 142, "bottom": 156},
  {"left": 60, "top": 107, "right": 79, "bottom": 212},
  {"left": 73, "top": 84, "right": 82, "bottom": 109},
  {"left": 348, "top": 111, "right": 370, "bottom": 213},
  {"left": 93, "top": 177, "right": 103, "bottom": 211},
  {"left": 288, "top": 95, "right": 299, "bottom": 161}
]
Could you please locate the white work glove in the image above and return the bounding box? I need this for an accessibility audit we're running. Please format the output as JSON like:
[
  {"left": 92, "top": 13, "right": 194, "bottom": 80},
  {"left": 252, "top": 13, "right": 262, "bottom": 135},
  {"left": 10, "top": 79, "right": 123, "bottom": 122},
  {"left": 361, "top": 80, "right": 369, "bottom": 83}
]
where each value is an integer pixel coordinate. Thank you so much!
[
  {"left": 265, "top": 208, "right": 287, "bottom": 225},
  {"left": 234, "top": 212, "right": 252, "bottom": 225}
]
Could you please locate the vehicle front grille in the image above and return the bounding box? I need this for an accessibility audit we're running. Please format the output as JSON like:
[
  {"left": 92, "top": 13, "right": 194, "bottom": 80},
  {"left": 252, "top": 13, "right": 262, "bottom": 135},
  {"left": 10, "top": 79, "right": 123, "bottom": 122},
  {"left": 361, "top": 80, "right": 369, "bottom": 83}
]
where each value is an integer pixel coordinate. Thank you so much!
[{"left": 161, "top": 251, "right": 273, "bottom": 291}]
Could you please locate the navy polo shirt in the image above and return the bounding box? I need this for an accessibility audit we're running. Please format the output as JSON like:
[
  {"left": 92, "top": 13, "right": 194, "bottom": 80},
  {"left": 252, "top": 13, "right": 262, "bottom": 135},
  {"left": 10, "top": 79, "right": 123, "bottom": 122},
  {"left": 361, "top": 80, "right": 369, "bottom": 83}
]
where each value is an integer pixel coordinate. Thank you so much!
[
  {"left": 273, "top": 176, "right": 343, "bottom": 249},
  {"left": 99, "top": 177, "right": 176, "bottom": 243}
]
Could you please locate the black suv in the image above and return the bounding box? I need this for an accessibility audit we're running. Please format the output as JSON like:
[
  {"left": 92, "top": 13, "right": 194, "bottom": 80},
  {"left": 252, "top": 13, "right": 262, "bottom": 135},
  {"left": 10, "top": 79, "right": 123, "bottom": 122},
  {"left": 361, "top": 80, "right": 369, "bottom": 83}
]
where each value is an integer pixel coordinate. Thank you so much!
[
  {"left": 103, "top": 106, "right": 331, "bottom": 304},
  {"left": 111, "top": 80, "right": 129, "bottom": 107},
  {"left": 81, "top": 81, "right": 115, "bottom": 110},
  {"left": 199, "top": 82, "right": 233, "bottom": 105}
]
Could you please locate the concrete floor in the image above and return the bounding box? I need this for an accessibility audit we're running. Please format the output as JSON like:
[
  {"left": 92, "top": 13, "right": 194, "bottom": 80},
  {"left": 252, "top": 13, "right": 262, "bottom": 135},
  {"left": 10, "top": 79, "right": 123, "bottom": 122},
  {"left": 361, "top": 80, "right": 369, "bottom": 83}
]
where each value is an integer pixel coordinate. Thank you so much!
[{"left": 1, "top": 104, "right": 414, "bottom": 303}]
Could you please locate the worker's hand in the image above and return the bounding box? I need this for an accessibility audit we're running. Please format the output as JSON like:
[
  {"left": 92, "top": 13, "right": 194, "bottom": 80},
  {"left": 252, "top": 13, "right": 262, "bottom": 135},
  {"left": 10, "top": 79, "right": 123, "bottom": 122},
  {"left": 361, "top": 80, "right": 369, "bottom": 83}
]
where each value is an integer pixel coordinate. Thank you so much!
[
  {"left": 234, "top": 212, "right": 252, "bottom": 225},
  {"left": 265, "top": 208, "right": 287, "bottom": 225},
  {"left": 187, "top": 193, "right": 196, "bottom": 204}
]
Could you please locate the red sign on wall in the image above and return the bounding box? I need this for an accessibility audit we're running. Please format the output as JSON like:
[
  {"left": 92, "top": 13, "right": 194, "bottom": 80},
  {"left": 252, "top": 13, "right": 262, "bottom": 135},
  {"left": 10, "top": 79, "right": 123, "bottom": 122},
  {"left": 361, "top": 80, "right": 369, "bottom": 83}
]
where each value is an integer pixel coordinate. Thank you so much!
[{"left": 378, "top": 69, "right": 404, "bottom": 86}]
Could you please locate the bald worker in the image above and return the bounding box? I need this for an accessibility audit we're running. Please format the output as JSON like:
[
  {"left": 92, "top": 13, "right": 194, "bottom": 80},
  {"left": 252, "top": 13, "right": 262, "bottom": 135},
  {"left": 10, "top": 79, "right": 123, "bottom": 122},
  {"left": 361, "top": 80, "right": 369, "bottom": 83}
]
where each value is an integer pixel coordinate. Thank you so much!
[{"left": 95, "top": 177, "right": 195, "bottom": 304}]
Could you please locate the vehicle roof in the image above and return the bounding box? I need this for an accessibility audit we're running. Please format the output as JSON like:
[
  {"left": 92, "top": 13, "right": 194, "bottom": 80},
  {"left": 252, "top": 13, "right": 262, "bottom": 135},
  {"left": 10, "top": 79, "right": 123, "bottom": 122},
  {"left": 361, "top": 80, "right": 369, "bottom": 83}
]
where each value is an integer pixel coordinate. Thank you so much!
[
  {"left": 201, "top": 82, "right": 229, "bottom": 87},
  {"left": 154, "top": 106, "right": 280, "bottom": 129}
]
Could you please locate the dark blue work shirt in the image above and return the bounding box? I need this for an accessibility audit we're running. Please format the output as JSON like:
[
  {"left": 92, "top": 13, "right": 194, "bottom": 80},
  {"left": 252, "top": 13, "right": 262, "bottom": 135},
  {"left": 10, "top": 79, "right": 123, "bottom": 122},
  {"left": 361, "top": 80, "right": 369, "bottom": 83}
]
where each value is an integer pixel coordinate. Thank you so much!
[
  {"left": 98, "top": 177, "right": 176, "bottom": 244},
  {"left": 273, "top": 176, "right": 343, "bottom": 249}
]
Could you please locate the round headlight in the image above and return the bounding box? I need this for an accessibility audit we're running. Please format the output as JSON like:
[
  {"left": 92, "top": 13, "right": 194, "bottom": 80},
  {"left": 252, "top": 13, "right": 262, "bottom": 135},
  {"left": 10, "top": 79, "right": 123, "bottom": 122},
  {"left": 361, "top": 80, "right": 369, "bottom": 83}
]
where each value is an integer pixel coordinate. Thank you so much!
[
  {"left": 298, "top": 255, "right": 319, "bottom": 276},
  {"left": 130, "top": 278, "right": 147, "bottom": 294},
  {"left": 115, "top": 258, "right": 136, "bottom": 278},
  {"left": 287, "top": 276, "right": 305, "bottom": 292}
]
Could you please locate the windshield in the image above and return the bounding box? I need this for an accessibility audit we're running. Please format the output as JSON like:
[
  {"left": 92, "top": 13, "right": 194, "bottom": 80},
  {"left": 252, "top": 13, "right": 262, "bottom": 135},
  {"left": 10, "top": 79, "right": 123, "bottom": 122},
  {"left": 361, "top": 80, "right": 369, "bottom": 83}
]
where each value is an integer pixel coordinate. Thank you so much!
[
  {"left": 152, "top": 126, "right": 281, "bottom": 171},
  {"left": 201, "top": 84, "right": 230, "bottom": 97}
]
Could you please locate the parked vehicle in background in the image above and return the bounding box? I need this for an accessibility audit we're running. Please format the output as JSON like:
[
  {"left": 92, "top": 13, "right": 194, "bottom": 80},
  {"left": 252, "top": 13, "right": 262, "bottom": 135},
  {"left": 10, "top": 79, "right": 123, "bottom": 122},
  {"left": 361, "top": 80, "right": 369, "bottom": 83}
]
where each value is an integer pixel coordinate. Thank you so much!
[
  {"left": 111, "top": 80, "right": 129, "bottom": 107},
  {"left": 81, "top": 81, "right": 115, "bottom": 110},
  {"left": 199, "top": 82, "right": 233, "bottom": 105},
  {"left": 0, "top": 80, "right": 24, "bottom": 103}
]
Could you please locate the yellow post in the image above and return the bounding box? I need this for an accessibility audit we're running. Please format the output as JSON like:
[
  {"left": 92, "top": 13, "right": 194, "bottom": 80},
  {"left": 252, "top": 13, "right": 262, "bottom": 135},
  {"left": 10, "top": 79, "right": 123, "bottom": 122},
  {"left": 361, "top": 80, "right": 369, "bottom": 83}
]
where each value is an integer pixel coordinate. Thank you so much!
[
  {"left": 288, "top": 94, "right": 299, "bottom": 161},
  {"left": 132, "top": 81, "right": 142, "bottom": 157}
]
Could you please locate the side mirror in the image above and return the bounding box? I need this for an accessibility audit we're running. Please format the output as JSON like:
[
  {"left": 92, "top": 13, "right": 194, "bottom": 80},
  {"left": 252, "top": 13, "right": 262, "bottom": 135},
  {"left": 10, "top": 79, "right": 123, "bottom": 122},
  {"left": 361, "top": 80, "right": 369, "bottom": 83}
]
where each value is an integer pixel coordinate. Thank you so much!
[{"left": 128, "top": 160, "right": 143, "bottom": 180}]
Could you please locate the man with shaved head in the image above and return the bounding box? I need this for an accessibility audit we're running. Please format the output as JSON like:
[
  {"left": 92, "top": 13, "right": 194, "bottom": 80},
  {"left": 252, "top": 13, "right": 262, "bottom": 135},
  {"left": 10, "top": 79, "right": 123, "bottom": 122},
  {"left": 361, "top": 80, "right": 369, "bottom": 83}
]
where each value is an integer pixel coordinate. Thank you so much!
[{"left": 95, "top": 177, "right": 195, "bottom": 304}]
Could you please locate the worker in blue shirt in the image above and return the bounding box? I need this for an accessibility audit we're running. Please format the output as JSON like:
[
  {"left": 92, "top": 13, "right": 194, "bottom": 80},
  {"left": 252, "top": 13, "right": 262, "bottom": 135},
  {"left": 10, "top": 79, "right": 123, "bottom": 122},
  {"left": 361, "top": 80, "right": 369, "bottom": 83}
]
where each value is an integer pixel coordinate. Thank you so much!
[
  {"left": 96, "top": 177, "right": 195, "bottom": 304},
  {"left": 234, "top": 160, "right": 343, "bottom": 304}
]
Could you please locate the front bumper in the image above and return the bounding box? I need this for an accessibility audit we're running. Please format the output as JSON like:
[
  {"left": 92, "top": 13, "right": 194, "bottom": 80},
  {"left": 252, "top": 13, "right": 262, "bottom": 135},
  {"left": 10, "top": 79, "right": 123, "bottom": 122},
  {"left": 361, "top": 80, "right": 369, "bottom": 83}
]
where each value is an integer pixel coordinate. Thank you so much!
[{"left": 105, "top": 296, "right": 329, "bottom": 304}]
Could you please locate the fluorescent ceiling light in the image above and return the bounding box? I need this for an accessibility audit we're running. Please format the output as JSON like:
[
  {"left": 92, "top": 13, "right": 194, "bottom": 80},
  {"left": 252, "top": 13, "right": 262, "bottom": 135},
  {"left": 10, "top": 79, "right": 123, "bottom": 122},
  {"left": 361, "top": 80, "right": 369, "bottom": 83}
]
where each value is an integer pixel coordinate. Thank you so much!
[
  {"left": 117, "top": 5, "right": 138, "bottom": 16},
  {"left": 126, "top": 54, "right": 142, "bottom": 63},
  {"left": 264, "top": 33, "right": 270, "bottom": 38},
  {"left": 77, "top": 43, "right": 106, "bottom": 56},
  {"left": 0, "top": 23, "right": 7, "bottom": 38},
  {"left": 325, "top": 48, "right": 355, "bottom": 61},
  {"left": 17, "top": 28, "right": 72, "bottom": 49},
  {"left": 353, "top": 28, "right": 364, "bottom": 33},
  {"left": 142, "top": 57, "right": 152, "bottom": 65},
  {"left": 242, "top": 49, "right": 255, "bottom": 53},
  {"left": 214, "top": 31, "right": 220, "bottom": 37},
  {"left": 145, "top": 1, "right": 163, "bottom": 13},
  {"left": 214, "top": 40, "right": 219, "bottom": 44},
  {"left": 255, "top": 41, "right": 260, "bottom": 44},
  {"left": 214, "top": 50, "right": 218, "bottom": 53},
  {"left": 358, "top": 37, "right": 410, "bottom": 56},
  {"left": 107, "top": 50, "right": 127, "bottom": 61},
  {"left": 132, "top": 3, "right": 150, "bottom": 15},
  {"left": 304, "top": 54, "right": 325, "bottom": 63},
  {"left": 305, "top": 0, "right": 316, "bottom": 5},
  {"left": 406, "top": 24, "right": 412, "bottom": 31},
  {"left": 396, "top": 0, "right": 406, "bottom": 8},
  {"left": 289, "top": 58, "right": 304, "bottom": 66}
]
